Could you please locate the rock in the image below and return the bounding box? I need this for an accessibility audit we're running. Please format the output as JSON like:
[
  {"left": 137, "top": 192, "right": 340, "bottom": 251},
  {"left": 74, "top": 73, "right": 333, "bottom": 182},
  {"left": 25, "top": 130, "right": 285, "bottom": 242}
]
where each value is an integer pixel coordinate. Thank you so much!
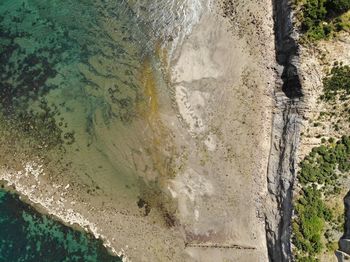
[
  {"left": 337, "top": 192, "right": 350, "bottom": 260},
  {"left": 339, "top": 239, "right": 350, "bottom": 255},
  {"left": 264, "top": 0, "right": 303, "bottom": 261}
]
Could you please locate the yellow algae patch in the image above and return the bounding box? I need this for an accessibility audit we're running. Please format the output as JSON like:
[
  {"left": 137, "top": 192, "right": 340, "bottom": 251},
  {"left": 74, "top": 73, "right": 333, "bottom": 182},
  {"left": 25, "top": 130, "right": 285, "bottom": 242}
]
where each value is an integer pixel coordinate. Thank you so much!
[
  {"left": 137, "top": 56, "right": 178, "bottom": 181},
  {"left": 138, "top": 43, "right": 172, "bottom": 120},
  {"left": 135, "top": 55, "right": 180, "bottom": 224},
  {"left": 139, "top": 57, "right": 159, "bottom": 119}
]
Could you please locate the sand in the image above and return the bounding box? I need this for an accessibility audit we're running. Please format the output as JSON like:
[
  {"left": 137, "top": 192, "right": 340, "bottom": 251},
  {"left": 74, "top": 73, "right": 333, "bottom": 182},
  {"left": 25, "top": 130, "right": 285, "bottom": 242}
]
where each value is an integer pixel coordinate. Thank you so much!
[
  {"left": 165, "top": 1, "right": 275, "bottom": 260},
  {"left": 0, "top": 0, "right": 278, "bottom": 261}
]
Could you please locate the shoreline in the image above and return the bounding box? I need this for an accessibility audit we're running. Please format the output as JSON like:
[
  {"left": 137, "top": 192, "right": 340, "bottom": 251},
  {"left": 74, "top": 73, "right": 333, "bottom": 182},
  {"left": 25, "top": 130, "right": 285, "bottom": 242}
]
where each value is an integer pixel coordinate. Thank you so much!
[
  {"left": 0, "top": 167, "right": 129, "bottom": 261},
  {"left": 0, "top": 0, "right": 278, "bottom": 261}
]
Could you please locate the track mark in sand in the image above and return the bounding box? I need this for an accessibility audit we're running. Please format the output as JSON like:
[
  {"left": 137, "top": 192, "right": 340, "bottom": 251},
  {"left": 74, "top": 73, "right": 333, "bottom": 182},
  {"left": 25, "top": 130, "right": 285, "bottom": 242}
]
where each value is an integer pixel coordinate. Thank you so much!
[{"left": 185, "top": 243, "right": 256, "bottom": 250}]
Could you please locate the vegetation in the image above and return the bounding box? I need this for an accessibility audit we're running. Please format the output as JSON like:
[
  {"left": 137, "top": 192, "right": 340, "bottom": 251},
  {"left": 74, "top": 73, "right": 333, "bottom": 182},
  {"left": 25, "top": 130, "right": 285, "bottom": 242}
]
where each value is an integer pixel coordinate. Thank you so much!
[
  {"left": 293, "top": 136, "right": 350, "bottom": 261},
  {"left": 293, "top": 186, "right": 331, "bottom": 257},
  {"left": 294, "top": 0, "right": 350, "bottom": 257},
  {"left": 299, "top": 0, "right": 350, "bottom": 40},
  {"left": 322, "top": 63, "right": 350, "bottom": 100},
  {"left": 326, "top": 0, "right": 350, "bottom": 14}
]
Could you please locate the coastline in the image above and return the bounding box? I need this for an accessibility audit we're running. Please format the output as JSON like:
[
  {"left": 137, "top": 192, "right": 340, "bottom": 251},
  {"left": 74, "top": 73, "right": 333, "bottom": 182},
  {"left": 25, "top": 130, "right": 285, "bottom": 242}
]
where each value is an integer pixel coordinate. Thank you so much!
[
  {"left": 0, "top": 165, "right": 129, "bottom": 261},
  {"left": 0, "top": 0, "right": 278, "bottom": 261}
]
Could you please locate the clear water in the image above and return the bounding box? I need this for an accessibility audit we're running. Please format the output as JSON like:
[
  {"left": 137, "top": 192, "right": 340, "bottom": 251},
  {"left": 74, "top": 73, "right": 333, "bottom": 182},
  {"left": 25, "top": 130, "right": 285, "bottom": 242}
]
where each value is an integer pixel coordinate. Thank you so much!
[
  {"left": 0, "top": 0, "right": 207, "bottom": 260},
  {"left": 0, "top": 0, "right": 162, "bottom": 207},
  {"left": 0, "top": 189, "right": 121, "bottom": 261}
]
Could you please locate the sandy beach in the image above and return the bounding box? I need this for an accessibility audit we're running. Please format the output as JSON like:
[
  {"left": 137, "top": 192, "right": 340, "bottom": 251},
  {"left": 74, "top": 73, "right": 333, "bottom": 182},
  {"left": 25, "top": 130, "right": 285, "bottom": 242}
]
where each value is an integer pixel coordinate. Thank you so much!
[{"left": 0, "top": 0, "right": 278, "bottom": 261}]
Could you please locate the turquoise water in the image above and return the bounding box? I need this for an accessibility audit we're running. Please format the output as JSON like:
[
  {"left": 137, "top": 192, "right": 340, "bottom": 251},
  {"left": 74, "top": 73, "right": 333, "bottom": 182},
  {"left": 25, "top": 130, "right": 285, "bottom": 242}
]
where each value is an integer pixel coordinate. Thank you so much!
[
  {"left": 0, "top": 0, "right": 174, "bottom": 201},
  {"left": 0, "top": 189, "right": 121, "bottom": 261},
  {"left": 0, "top": 0, "right": 172, "bottom": 260}
]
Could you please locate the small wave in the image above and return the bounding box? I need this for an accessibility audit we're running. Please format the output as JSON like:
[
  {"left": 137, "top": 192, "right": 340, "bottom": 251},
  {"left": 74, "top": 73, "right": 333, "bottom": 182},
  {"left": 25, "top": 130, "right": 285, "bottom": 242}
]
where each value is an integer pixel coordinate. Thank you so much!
[{"left": 130, "top": 0, "right": 212, "bottom": 58}]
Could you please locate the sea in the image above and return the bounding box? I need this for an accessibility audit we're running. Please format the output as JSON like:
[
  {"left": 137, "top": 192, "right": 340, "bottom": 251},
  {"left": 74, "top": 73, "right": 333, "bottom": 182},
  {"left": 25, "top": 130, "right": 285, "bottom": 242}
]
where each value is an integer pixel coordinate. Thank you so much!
[
  {"left": 0, "top": 189, "right": 121, "bottom": 261},
  {"left": 0, "top": 0, "right": 208, "bottom": 261}
]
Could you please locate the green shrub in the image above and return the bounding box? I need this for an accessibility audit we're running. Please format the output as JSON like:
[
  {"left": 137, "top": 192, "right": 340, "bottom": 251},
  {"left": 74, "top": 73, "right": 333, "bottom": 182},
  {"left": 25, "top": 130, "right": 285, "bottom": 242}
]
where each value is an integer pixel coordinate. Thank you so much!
[
  {"left": 325, "top": 0, "right": 350, "bottom": 15},
  {"left": 323, "top": 64, "right": 350, "bottom": 100},
  {"left": 300, "top": 0, "right": 350, "bottom": 40},
  {"left": 293, "top": 186, "right": 329, "bottom": 255},
  {"left": 294, "top": 136, "right": 350, "bottom": 258}
]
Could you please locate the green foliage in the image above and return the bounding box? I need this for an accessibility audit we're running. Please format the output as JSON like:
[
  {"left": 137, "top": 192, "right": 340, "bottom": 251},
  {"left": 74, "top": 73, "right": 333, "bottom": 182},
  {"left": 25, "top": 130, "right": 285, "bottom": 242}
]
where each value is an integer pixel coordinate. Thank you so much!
[
  {"left": 300, "top": 0, "right": 350, "bottom": 40},
  {"left": 293, "top": 136, "right": 350, "bottom": 259},
  {"left": 293, "top": 186, "right": 330, "bottom": 256},
  {"left": 322, "top": 64, "right": 350, "bottom": 100},
  {"left": 325, "top": 0, "right": 350, "bottom": 14},
  {"left": 298, "top": 136, "right": 350, "bottom": 187}
]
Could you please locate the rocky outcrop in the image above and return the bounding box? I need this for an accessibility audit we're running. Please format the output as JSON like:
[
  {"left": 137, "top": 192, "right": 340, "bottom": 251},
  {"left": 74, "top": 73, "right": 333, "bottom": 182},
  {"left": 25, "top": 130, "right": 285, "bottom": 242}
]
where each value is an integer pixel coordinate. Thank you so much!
[
  {"left": 265, "top": 96, "right": 302, "bottom": 262},
  {"left": 265, "top": 0, "right": 303, "bottom": 261}
]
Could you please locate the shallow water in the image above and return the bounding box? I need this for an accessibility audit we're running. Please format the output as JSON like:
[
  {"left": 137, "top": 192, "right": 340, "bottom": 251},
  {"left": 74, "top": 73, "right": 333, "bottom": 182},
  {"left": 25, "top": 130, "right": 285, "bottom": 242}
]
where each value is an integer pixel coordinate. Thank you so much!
[
  {"left": 0, "top": 0, "right": 209, "bottom": 185},
  {"left": 0, "top": 0, "right": 165, "bottom": 205},
  {"left": 0, "top": 0, "right": 162, "bottom": 258},
  {"left": 0, "top": 0, "right": 208, "bottom": 259}
]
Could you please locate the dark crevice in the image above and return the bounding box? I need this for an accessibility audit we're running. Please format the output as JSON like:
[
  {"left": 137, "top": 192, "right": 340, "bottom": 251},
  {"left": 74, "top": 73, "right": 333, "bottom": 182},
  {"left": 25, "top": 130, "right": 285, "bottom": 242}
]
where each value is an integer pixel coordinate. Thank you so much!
[{"left": 273, "top": 0, "right": 303, "bottom": 99}]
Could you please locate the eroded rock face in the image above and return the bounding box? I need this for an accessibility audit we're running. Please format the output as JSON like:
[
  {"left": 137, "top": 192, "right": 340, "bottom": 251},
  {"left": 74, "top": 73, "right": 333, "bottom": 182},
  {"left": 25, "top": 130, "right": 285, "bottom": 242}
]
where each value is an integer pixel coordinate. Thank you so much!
[
  {"left": 342, "top": 193, "right": 350, "bottom": 239},
  {"left": 273, "top": 0, "right": 302, "bottom": 100},
  {"left": 265, "top": 95, "right": 303, "bottom": 262},
  {"left": 265, "top": 0, "right": 303, "bottom": 261}
]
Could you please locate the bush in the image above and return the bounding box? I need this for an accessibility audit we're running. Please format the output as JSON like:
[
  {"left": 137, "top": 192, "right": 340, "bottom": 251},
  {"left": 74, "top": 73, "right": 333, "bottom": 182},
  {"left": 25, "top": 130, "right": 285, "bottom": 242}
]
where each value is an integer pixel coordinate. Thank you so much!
[
  {"left": 301, "top": 0, "right": 350, "bottom": 40},
  {"left": 323, "top": 64, "right": 350, "bottom": 100},
  {"left": 293, "top": 186, "right": 328, "bottom": 255},
  {"left": 325, "top": 0, "right": 350, "bottom": 15},
  {"left": 294, "top": 136, "right": 350, "bottom": 258}
]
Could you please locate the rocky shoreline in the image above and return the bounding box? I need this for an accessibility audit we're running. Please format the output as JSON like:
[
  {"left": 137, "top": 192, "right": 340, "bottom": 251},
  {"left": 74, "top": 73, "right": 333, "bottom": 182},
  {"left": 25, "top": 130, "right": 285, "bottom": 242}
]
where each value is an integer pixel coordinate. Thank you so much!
[{"left": 269, "top": 0, "right": 350, "bottom": 260}]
